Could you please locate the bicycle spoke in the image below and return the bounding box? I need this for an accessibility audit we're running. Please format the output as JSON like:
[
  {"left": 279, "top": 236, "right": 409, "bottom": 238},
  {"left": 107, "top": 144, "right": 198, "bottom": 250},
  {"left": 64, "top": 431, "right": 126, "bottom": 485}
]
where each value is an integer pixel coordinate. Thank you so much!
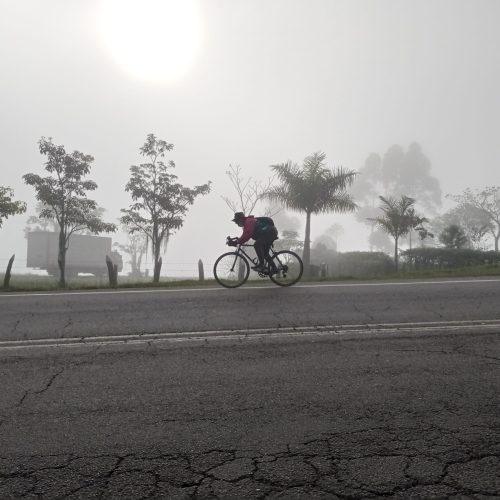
[
  {"left": 213, "top": 252, "right": 249, "bottom": 288},
  {"left": 269, "top": 250, "right": 303, "bottom": 286}
]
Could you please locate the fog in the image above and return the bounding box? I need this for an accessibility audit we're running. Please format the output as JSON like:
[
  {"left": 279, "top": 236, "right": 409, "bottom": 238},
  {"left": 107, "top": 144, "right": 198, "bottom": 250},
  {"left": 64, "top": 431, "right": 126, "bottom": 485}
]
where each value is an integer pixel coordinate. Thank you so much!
[{"left": 1, "top": 0, "right": 499, "bottom": 277}]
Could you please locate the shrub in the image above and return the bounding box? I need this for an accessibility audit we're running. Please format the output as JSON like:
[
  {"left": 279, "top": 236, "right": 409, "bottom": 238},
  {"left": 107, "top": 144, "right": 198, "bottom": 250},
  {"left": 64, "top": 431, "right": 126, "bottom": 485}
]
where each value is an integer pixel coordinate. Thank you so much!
[
  {"left": 311, "top": 251, "right": 394, "bottom": 277},
  {"left": 402, "top": 248, "right": 500, "bottom": 270}
]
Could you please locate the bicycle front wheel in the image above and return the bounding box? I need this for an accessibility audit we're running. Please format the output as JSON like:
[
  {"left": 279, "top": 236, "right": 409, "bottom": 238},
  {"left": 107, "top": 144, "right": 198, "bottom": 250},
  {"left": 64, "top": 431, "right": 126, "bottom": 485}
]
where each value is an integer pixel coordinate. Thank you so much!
[
  {"left": 213, "top": 252, "right": 250, "bottom": 288},
  {"left": 269, "top": 250, "right": 303, "bottom": 287}
]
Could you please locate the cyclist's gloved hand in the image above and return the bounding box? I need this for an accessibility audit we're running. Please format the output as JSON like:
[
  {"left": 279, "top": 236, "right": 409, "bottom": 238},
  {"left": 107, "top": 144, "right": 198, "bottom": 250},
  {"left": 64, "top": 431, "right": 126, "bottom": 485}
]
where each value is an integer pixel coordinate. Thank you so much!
[{"left": 227, "top": 238, "right": 238, "bottom": 247}]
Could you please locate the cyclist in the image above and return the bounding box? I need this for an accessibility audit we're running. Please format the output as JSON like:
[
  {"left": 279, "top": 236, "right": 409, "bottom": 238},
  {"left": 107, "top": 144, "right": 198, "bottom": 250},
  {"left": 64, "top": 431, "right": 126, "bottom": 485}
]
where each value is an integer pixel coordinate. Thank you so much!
[{"left": 230, "top": 212, "right": 278, "bottom": 273}]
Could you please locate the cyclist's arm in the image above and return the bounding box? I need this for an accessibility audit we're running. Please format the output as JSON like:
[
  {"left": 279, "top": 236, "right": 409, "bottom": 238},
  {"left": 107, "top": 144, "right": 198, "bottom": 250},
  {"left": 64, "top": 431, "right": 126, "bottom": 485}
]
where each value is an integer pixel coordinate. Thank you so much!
[{"left": 238, "top": 218, "right": 256, "bottom": 244}]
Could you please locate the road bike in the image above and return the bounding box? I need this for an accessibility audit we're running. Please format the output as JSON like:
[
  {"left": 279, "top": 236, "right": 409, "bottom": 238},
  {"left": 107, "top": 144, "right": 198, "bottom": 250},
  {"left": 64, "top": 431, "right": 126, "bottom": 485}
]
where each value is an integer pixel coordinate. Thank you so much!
[{"left": 213, "top": 237, "right": 303, "bottom": 288}]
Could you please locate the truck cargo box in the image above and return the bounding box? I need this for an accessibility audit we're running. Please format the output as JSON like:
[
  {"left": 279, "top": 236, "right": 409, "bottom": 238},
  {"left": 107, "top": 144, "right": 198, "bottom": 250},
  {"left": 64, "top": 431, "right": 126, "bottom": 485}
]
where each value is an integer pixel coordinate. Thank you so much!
[{"left": 27, "top": 231, "right": 121, "bottom": 276}]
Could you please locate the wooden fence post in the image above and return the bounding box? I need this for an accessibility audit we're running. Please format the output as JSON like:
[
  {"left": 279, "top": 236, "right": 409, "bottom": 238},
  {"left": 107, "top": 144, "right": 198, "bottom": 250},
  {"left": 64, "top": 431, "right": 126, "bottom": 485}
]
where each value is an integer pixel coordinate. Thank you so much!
[
  {"left": 106, "top": 255, "right": 118, "bottom": 287},
  {"left": 198, "top": 259, "right": 204, "bottom": 282},
  {"left": 3, "top": 254, "right": 15, "bottom": 288}
]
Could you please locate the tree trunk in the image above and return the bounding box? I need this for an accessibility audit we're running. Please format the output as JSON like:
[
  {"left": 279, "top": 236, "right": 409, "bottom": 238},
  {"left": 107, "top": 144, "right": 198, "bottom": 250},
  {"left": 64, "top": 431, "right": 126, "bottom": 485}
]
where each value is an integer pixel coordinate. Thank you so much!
[
  {"left": 394, "top": 236, "right": 399, "bottom": 272},
  {"left": 152, "top": 225, "right": 162, "bottom": 283},
  {"left": 58, "top": 229, "right": 67, "bottom": 287},
  {"left": 303, "top": 211, "right": 312, "bottom": 277},
  {"left": 198, "top": 259, "right": 204, "bottom": 282},
  {"left": 495, "top": 231, "right": 499, "bottom": 252},
  {"left": 369, "top": 222, "right": 375, "bottom": 252},
  {"left": 154, "top": 256, "right": 162, "bottom": 283}
]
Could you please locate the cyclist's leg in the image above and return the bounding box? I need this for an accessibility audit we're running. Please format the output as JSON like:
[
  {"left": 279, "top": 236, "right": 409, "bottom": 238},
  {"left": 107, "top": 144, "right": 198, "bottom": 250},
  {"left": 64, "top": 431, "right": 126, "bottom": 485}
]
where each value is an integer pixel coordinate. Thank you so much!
[
  {"left": 263, "top": 230, "right": 279, "bottom": 271},
  {"left": 253, "top": 240, "right": 266, "bottom": 269}
]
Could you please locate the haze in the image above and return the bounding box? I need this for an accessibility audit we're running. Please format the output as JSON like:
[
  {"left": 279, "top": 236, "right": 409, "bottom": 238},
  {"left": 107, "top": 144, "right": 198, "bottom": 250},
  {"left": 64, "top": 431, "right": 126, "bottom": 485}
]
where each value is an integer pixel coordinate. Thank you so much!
[{"left": 1, "top": 0, "right": 499, "bottom": 276}]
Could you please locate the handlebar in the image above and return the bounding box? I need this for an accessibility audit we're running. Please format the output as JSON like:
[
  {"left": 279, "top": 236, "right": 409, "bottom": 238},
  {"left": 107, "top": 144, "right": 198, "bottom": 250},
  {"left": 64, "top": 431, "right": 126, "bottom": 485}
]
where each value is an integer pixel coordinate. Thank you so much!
[{"left": 226, "top": 236, "right": 239, "bottom": 246}]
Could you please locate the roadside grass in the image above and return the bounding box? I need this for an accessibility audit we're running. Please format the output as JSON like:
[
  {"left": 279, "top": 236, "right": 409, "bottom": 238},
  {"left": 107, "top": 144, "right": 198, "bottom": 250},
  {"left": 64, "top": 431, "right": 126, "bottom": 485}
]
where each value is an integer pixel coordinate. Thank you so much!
[
  {"left": 312, "top": 263, "right": 500, "bottom": 283},
  {"left": 1, "top": 263, "right": 499, "bottom": 292},
  {"left": 0, "top": 274, "right": 218, "bottom": 292}
]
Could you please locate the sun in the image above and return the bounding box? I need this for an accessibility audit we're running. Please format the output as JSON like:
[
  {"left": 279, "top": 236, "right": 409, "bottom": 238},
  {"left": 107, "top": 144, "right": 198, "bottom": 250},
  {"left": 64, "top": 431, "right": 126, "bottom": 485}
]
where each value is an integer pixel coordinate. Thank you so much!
[{"left": 98, "top": 0, "right": 202, "bottom": 83}]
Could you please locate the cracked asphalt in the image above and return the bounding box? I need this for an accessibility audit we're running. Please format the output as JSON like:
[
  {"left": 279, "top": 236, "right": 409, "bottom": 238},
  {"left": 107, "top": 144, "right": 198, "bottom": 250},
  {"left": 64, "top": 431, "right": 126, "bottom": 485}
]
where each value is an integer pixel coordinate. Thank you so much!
[
  {"left": 1, "top": 329, "right": 499, "bottom": 499},
  {"left": 0, "top": 279, "right": 499, "bottom": 498}
]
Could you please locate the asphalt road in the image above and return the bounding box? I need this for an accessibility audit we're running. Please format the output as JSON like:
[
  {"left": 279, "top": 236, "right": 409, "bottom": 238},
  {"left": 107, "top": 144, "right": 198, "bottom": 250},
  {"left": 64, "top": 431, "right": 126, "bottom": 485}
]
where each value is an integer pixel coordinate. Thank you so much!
[
  {"left": 1, "top": 277, "right": 500, "bottom": 341},
  {"left": 0, "top": 278, "right": 499, "bottom": 499}
]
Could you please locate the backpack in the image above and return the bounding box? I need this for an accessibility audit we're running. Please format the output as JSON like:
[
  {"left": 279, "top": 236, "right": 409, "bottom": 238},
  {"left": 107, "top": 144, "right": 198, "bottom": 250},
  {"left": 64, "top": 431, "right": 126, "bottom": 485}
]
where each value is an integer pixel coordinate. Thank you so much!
[{"left": 253, "top": 216, "right": 276, "bottom": 238}]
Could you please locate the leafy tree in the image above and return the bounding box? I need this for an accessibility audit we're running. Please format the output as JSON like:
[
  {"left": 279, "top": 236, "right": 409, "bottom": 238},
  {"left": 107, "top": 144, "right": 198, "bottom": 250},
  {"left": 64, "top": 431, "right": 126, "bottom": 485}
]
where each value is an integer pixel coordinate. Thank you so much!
[
  {"left": 0, "top": 186, "right": 26, "bottom": 228},
  {"left": 25, "top": 201, "right": 107, "bottom": 237},
  {"left": 114, "top": 228, "right": 148, "bottom": 279},
  {"left": 24, "top": 201, "right": 59, "bottom": 235},
  {"left": 382, "top": 143, "right": 441, "bottom": 213},
  {"left": 120, "top": 134, "right": 211, "bottom": 283},
  {"left": 406, "top": 207, "right": 429, "bottom": 250},
  {"left": 431, "top": 203, "right": 491, "bottom": 250},
  {"left": 23, "top": 138, "right": 116, "bottom": 286},
  {"left": 274, "top": 229, "right": 303, "bottom": 253},
  {"left": 447, "top": 187, "right": 500, "bottom": 251},
  {"left": 369, "top": 195, "right": 423, "bottom": 270},
  {"left": 352, "top": 143, "right": 441, "bottom": 249},
  {"left": 368, "top": 228, "right": 393, "bottom": 254},
  {"left": 416, "top": 226, "right": 435, "bottom": 248},
  {"left": 350, "top": 154, "right": 382, "bottom": 248},
  {"left": 266, "top": 151, "right": 357, "bottom": 276},
  {"left": 312, "top": 234, "right": 337, "bottom": 253},
  {"left": 439, "top": 224, "right": 468, "bottom": 249}
]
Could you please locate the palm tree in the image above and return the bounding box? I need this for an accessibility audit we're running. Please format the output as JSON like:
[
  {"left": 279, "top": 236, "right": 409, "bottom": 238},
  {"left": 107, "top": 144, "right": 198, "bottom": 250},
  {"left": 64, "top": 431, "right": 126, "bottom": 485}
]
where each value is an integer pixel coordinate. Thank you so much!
[
  {"left": 406, "top": 207, "right": 429, "bottom": 250},
  {"left": 266, "top": 152, "right": 357, "bottom": 276},
  {"left": 369, "top": 195, "right": 417, "bottom": 270}
]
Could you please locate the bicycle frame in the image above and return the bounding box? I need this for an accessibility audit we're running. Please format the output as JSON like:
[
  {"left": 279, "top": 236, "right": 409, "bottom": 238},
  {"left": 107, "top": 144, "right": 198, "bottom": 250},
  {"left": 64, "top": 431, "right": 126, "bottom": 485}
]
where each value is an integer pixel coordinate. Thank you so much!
[
  {"left": 232, "top": 243, "right": 278, "bottom": 270},
  {"left": 214, "top": 239, "right": 303, "bottom": 287}
]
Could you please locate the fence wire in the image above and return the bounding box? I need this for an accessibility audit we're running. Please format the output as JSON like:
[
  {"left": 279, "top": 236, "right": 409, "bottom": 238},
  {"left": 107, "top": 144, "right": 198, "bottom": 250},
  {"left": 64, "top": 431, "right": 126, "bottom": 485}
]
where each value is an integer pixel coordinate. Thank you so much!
[{"left": 0, "top": 257, "right": 205, "bottom": 279}]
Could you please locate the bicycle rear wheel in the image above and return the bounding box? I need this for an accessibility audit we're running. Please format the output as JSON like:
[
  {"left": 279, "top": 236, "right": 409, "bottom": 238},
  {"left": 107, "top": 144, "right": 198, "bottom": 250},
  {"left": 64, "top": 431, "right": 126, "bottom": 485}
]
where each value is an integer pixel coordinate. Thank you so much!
[
  {"left": 213, "top": 252, "right": 250, "bottom": 288},
  {"left": 269, "top": 250, "right": 303, "bottom": 287}
]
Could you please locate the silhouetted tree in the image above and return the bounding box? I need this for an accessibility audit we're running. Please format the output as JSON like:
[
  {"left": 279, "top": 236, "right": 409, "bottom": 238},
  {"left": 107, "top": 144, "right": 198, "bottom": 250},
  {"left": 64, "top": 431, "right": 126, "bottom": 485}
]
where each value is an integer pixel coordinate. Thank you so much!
[
  {"left": 23, "top": 138, "right": 116, "bottom": 286},
  {"left": 274, "top": 229, "right": 303, "bottom": 253},
  {"left": 447, "top": 187, "right": 500, "bottom": 251},
  {"left": 439, "top": 224, "right": 468, "bottom": 249},
  {"left": 115, "top": 228, "right": 148, "bottom": 278},
  {"left": 24, "top": 201, "right": 59, "bottom": 236},
  {"left": 382, "top": 143, "right": 441, "bottom": 213},
  {"left": 406, "top": 207, "right": 429, "bottom": 250},
  {"left": 368, "top": 228, "right": 393, "bottom": 254},
  {"left": 25, "top": 201, "right": 107, "bottom": 236},
  {"left": 266, "top": 152, "right": 357, "bottom": 276},
  {"left": 352, "top": 143, "right": 441, "bottom": 249},
  {"left": 369, "top": 195, "right": 423, "bottom": 270},
  {"left": 0, "top": 186, "right": 26, "bottom": 228},
  {"left": 431, "top": 203, "right": 491, "bottom": 250},
  {"left": 120, "top": 134, "right": 211, "bottom": 283}
]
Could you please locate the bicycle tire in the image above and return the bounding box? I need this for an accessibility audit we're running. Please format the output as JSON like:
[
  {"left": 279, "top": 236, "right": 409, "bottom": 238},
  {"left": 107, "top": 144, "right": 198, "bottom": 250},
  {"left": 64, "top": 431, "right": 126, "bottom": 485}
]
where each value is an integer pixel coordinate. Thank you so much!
[
  {"left": 213, "top": 252, "right": 250, "bottom": 288},
  {"left": 269, "top": 250, "right": 303, "bottom": 287}
]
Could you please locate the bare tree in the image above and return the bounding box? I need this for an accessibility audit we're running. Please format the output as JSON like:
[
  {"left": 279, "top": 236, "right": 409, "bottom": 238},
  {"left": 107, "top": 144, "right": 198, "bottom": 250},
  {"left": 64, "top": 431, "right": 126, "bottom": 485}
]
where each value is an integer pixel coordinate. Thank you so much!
[{"left": 221, "top": 164, "right": 275, "bottom": 215}]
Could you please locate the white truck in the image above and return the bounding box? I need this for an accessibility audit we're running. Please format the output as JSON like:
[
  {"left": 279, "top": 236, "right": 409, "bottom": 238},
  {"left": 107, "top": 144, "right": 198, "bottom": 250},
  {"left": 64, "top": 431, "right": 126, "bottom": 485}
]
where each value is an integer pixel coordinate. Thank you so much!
[{"left": 27, "top": 231, "right": 123, "bottom": 277}]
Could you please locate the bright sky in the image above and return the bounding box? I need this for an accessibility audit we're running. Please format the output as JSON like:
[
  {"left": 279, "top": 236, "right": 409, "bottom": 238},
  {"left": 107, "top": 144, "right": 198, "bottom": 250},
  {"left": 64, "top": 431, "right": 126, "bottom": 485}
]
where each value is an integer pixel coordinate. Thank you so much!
[{"left": 1, "top": 0, "right": 499, "bottom": 274}]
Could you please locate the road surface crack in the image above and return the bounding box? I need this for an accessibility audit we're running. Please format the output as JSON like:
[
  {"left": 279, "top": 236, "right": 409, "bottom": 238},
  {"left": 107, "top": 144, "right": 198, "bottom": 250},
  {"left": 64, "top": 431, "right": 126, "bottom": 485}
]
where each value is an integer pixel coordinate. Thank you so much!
[{"left": 16, "top": 367, "right": 65, "bottom": 408}]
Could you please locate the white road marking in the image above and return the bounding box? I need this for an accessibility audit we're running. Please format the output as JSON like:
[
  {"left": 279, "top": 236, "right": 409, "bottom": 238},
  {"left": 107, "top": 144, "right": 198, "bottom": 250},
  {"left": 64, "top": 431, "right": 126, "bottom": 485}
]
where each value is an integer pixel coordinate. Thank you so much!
[
  {"left": 0, "top": 319, "right": 499, "bottom": 351},
  {"left": 0, "top": 278, "right": 499, "bottom": 298}
]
